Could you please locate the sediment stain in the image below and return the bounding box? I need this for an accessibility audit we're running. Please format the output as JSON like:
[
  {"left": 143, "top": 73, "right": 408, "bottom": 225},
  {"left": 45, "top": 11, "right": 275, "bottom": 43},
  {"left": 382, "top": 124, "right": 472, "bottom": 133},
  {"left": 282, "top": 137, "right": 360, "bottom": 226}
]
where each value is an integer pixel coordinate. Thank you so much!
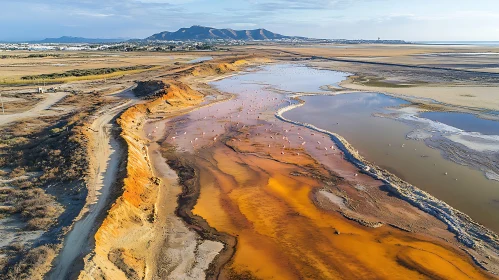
[{"left": 189, "top": 142, "right": 489, "bottom": 279}]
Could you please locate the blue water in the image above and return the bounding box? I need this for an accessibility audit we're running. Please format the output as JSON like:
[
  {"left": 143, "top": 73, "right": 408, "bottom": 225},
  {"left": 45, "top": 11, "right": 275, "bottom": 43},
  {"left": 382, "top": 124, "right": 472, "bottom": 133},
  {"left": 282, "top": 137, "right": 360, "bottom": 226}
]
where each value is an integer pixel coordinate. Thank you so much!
[
  {"left": 235, "top": 64, "right": 349, "bottom": 93},
  {"left": 188, "top": 56, "right": 213, "bottom": 63},
  {"left": 420, "top": 112, "right": 499, "bottom": 135},
  {"left": 416, "top": 41, "right": 499, "bottom": 47}
]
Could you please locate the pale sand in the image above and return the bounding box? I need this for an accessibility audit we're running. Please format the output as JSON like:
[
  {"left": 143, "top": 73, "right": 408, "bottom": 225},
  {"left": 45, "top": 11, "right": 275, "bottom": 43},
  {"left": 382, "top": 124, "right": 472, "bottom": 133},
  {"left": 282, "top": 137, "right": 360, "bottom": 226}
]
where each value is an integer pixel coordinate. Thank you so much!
[{"left": 342, "top": 82, "right": 499, "bottom": 110}]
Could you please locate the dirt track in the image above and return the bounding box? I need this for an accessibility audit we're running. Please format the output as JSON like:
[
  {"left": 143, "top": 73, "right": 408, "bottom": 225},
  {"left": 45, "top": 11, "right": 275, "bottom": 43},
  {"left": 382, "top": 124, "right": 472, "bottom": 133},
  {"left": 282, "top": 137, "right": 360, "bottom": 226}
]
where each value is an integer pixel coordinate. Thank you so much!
[
  {"left": 48, "top": 87, "right": 139, "bottom": 280},
  {"left": 0, "top": 91, "right": 68, "bottom": 126}
]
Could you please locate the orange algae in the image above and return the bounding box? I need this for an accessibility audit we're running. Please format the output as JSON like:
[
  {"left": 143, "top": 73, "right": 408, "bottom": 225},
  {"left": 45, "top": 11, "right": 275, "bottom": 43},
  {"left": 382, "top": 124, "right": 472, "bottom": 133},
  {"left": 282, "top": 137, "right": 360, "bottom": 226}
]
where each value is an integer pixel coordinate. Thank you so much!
[{"left": 192, "top": 146, "right": 490, "bottom": 280}]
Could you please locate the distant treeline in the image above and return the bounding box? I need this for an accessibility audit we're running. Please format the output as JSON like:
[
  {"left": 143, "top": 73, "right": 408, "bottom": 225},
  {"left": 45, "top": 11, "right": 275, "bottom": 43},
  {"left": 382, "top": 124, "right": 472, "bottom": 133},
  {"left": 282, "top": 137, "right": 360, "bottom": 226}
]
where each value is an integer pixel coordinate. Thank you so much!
[
  {"left": 1, "top": 53, "right": 63, "bottom": 59},
  {"left": 21, "top": 65, "right": 154, "bottom": 80}
]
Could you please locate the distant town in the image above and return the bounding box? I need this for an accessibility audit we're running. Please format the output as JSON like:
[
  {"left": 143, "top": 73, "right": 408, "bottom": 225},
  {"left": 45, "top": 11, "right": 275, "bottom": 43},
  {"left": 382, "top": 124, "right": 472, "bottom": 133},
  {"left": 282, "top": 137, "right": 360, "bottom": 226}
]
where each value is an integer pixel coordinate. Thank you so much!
[
  {"left": 0, "top": 26, "right": 411, "bottom": 53},
  {"left": 0, "top": 38, "right": 410, "bottom": 53}
]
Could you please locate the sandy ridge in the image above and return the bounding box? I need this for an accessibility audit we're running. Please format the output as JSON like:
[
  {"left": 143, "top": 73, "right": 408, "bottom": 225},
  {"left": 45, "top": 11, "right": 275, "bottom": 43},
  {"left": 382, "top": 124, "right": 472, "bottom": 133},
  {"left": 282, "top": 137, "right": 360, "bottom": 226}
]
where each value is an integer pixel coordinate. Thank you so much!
[{"left": 77, "top": 57, "right": 261, "bottom": 279}]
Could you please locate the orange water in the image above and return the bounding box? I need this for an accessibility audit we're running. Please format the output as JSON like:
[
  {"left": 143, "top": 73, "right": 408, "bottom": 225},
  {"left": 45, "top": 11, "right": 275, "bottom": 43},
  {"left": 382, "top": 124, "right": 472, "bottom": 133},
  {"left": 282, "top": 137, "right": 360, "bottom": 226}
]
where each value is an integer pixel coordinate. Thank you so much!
[{"left": 193, "top": 145, "right": 489, "bottom": 280}]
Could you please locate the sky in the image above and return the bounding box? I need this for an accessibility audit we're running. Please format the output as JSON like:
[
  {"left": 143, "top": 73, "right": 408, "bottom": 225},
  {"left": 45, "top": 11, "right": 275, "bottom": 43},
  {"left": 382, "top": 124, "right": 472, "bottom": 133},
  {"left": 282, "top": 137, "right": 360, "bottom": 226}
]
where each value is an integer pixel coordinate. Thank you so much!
[{"left": 2, "top": 0, "right": 499, "bottom": 41}]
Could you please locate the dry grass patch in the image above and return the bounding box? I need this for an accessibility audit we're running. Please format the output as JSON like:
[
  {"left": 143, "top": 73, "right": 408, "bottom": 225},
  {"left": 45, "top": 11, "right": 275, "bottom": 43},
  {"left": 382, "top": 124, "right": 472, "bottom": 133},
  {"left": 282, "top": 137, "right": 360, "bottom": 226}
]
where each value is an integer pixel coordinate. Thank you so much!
[{"left": 0, "top": 65, "right": 162, "bottom": 86}]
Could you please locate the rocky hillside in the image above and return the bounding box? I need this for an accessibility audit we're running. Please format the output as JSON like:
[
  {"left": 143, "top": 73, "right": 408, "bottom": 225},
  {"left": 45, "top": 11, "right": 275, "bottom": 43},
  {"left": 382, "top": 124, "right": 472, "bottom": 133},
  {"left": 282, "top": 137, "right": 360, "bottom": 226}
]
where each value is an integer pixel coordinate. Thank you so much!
[{"left": 146, "top": 25, "right": 298, "bottom": 41}]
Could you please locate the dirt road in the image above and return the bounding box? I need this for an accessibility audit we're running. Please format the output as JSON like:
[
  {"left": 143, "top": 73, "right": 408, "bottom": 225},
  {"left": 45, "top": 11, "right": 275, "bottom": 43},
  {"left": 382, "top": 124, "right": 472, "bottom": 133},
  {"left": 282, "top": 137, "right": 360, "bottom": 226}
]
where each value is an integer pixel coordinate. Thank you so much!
[
  {"left": 0, "top": 92, "right": 68, "bottom": 127},
  {"left": 48, "top": 87, "right": 138, "bottom": 280}
]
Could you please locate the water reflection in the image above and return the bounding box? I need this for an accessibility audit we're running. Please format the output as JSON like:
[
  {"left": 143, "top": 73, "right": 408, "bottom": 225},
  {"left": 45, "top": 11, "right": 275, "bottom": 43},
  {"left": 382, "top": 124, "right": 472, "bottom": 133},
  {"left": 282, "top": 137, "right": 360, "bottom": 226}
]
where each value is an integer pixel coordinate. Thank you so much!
[
  {"left": 421, "top": 111, "right": 499, "bottom": 135},
  {"left": 187, "top": 56, "right": 213, "bottom": 63},
  {"left": 233, "top": 64, "right": 348, "bottom": 93}
]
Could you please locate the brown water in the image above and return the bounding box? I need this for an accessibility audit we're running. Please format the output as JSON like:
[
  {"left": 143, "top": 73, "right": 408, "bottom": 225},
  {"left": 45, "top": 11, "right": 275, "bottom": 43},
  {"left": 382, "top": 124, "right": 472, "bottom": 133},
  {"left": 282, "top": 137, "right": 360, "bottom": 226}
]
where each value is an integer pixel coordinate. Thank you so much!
[{"left": 284, "top": 93, "right": 499, "bottom": 233}]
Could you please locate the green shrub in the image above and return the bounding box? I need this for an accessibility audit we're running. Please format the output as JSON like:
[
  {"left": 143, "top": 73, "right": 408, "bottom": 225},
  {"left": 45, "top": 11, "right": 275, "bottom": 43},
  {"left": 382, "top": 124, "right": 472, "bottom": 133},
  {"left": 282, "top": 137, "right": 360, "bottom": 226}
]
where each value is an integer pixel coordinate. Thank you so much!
[{"left": 21, "top": 65, "right": 154, "bottom": 80}]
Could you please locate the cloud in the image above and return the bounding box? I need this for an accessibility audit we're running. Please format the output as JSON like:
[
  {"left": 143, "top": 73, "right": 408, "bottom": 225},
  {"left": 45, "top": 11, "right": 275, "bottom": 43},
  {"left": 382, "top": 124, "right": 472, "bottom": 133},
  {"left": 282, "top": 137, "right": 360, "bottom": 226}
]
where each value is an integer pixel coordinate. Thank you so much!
[
  {"left": 0, "top": 0, "right": 498, "bottom": 41},
  {"left": 245, "top": 0, "right": 385, "bottom": 11},
  {"left": 72, "top": 11, "right": 116, "bottom": 17}
]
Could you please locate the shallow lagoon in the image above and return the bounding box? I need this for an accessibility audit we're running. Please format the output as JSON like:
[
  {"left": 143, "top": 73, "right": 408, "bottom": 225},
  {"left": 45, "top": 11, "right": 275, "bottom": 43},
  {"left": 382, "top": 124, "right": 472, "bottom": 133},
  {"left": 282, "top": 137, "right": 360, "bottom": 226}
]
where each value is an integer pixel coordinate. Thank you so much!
[
  {"left": 213, "top": 63, "right": 499, "bottom": 233},
  {"left": 421, "top": 111, "right": 499, "bottom": 135},
  {"left": 285, "top": 92, "right": 499, "bottom": 233}
]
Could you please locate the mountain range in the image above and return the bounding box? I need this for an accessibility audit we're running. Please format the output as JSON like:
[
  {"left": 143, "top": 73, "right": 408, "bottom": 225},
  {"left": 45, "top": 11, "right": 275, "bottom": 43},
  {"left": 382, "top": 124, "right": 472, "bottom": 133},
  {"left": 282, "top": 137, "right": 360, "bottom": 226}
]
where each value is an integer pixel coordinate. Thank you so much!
[
  {"left": 146, "top": 25, "right": 299, "bottom": 41},
  {"left": 22, "top": 26, "right": 296, "bottom": 43},
  {"left": 24, "top": 26, "right": 406, "bottom": 44}
]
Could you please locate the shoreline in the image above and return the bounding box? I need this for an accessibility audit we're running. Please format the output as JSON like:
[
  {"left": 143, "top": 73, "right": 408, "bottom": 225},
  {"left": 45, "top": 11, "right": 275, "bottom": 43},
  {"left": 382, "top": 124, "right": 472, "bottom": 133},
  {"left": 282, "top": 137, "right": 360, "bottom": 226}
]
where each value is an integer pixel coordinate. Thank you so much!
[
  {"left": 167, "top": 61, "right": 496, "bottom": 278},
  {"left": 284, "top": 63, "right": 499, "bottom": 183},
  {"left": 75, "top": 56, "right": 266, "bottom": 279},
  {"left": 75, "top": 58, "right": 498, "bottom": 279},
  {"left": 275, "top": 91, "right": 499, "bottom": 274}
]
